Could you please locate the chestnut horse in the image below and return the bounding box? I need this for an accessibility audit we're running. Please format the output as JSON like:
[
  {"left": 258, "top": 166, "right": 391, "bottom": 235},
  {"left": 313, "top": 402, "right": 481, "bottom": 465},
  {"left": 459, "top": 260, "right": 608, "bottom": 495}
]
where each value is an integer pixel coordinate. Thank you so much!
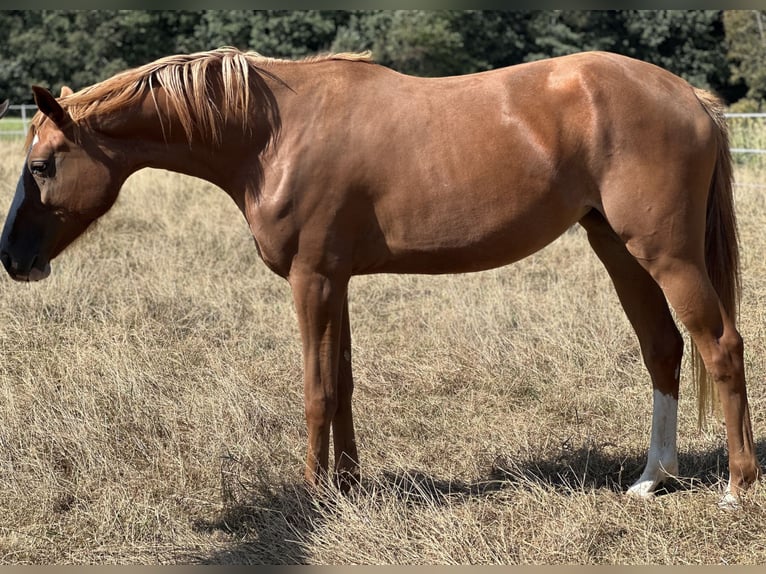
[{"left": 0, "top": 48, "right": 759, "bottom": 504}]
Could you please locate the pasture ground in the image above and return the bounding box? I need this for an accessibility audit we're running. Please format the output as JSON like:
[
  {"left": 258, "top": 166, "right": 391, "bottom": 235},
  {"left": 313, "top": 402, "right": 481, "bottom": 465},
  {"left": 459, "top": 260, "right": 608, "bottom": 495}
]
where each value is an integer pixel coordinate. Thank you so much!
[{"left": 0, "top": 139, "right": 765, "bottom": 564}]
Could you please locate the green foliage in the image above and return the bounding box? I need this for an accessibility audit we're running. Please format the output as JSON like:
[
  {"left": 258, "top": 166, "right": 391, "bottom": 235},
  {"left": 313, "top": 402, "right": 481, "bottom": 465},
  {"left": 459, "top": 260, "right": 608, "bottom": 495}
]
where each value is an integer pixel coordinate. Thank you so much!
[
  {"left": 620, "top": 11, "right": 728, "bottom": 92},
  {"left": 450, "top": 11, "right": 535, "bottom": 70},
  {"left": 0, "top": 10, "right": 756, "bottom": 106},
  {"left": 729, "top": 98, "right": 763, "bottom": 113},
  {"left": 247, "top": 10, "right": 347, "bottom": 58},
  {"left": 525, "top": 11, "right": 727, "bottom": 91},
  {"left": 195, "top": 10, "right": 259, "bottom": 51},
  {"left": 724, "top": 10, "right": 766, "bottom": 103},
  {"left": 333, "top": 11, "right": 471, "bottom": 76},
  {"left": 0, "top": 10, "right": 207, "bottom": 103},
  {"left": 332, "top": 11, "right": 535, "bottom": 76}
]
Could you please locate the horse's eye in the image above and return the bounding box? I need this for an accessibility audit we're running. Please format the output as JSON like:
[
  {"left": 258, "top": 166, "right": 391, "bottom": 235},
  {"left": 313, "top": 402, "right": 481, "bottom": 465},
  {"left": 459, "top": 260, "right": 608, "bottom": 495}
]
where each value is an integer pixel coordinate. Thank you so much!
[{"left": 30, "top": 161, "right": 48, "bottom": 176}]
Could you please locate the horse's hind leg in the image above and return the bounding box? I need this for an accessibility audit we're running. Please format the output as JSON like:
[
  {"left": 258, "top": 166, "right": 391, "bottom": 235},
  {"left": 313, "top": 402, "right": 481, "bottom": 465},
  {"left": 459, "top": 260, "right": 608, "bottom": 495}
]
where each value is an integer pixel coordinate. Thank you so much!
[
  {"left": 638, "top": 254, "right": 760, "bottom": 500},
  {"left": 581, "top": 211, "right": 684, "bottom": 496}
]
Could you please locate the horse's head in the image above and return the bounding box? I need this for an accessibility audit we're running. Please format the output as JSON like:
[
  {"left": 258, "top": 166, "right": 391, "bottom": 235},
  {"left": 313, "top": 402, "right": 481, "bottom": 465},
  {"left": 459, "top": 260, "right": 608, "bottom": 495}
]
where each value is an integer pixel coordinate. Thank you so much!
[{"left": 0, "top": 86, "right": 126, "bottom": 281}]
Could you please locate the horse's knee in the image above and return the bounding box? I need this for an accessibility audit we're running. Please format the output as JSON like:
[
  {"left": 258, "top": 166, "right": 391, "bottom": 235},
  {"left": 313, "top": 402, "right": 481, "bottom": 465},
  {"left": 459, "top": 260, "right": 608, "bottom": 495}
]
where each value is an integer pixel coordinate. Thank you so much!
[{"left": 305, "top": 395, "right": 338, "bottom": 426}]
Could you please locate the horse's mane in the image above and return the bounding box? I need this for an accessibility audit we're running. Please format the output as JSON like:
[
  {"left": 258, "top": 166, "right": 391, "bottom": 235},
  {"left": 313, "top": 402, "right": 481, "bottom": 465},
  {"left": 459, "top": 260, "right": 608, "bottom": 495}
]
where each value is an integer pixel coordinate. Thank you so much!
[{"left": 27, "top": 47, "right": 373, "bottom": 148}]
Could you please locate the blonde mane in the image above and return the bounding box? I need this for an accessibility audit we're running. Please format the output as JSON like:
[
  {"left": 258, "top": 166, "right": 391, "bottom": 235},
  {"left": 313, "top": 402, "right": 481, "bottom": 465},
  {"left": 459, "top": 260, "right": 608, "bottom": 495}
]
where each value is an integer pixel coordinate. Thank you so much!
[{"left": 27, "top": 47, "right": 373, "bottom": 148}]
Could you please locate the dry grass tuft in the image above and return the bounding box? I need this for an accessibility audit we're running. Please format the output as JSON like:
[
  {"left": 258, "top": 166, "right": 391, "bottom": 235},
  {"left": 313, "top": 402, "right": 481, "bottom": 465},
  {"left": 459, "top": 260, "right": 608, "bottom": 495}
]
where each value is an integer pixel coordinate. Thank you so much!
[{"left": 0, "top": 140, "right": 764, "bottom": 564}]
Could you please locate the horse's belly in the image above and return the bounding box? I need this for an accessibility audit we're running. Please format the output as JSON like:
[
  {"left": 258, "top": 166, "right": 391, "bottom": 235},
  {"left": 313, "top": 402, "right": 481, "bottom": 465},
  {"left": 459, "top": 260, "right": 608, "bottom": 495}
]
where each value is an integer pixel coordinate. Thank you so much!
[{"left": 360, "top": 199, "right": 587, "bottom": 275}]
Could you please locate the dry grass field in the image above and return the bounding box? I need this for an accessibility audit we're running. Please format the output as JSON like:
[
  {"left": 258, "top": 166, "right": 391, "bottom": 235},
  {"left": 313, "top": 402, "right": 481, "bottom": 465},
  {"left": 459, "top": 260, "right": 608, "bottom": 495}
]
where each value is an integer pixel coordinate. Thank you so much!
[{"left": 0, "top": 136, "right": 765, "bottom": 565}]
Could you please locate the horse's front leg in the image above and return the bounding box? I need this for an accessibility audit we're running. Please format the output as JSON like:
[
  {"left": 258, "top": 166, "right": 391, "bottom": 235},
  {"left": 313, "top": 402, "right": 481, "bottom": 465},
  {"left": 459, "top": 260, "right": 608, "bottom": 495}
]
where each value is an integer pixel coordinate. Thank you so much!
[
  {"left": 333, "top": 294, "right": 360, "bottom": 491},
  {"left": 290, "top": 271, "right": 349, "bottom": 488}
]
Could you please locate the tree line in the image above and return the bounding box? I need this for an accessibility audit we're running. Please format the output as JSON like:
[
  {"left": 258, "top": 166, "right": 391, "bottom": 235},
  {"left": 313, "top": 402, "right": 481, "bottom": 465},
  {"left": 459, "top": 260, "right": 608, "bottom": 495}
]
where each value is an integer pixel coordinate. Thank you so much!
[{"left": 0, "top": 10, "right": 763, "bottom": 109}]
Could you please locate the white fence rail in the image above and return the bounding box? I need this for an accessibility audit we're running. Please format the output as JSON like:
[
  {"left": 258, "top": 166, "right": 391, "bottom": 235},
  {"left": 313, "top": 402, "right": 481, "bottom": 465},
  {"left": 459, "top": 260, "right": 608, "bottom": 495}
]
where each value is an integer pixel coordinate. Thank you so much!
[
  {"left": 726, "top": 112, "right": 766, "bottom": 155},
  {"left": 1, "top": 104, "right": 35, "bottom": 138},
  {"left": 3, "top": 104, "right": 766, "bottom": 155}
]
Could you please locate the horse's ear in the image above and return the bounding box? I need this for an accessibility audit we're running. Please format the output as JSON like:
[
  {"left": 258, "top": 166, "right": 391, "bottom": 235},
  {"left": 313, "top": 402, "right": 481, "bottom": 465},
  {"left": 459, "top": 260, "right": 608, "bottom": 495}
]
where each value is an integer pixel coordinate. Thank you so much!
[
  {"left": 32, "top": 85, "right": 69, "bottom": 126},
  {"left": 60, "top": 85, "right": 73, "bottom": 98},
  {"left": 0, "top": 100, "right": 9, "bottom": 119}
]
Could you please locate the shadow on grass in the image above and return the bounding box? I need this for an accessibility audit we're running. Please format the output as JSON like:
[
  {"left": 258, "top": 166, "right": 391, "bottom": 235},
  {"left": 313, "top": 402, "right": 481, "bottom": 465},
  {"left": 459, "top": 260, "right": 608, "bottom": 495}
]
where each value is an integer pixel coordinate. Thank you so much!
[
  {"left": 370, "top": 437, "right": 766, "bottom": 506},
  {"left": 186, "top": 439, "right": 766, "bottom": 564},
  {"left": 177, "top": 451, "right": 324, "bottom": 565}
]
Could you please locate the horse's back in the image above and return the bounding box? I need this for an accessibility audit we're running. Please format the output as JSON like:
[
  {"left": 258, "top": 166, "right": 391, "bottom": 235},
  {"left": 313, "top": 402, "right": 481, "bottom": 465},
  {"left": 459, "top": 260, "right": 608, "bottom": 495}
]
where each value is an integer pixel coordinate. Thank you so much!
[{"left": 268, "top": 52, "right": 720, "bottom": 276}]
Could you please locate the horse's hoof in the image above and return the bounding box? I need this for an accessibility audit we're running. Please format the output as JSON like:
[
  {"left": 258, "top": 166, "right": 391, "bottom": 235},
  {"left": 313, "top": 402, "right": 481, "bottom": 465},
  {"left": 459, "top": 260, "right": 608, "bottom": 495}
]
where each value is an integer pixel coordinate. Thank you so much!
[
  {"left": 718, "top": 490, "right": 741, "bottom": 510},
  {"left": 626, "top": 480, "right": 656, "bottom": 499}
]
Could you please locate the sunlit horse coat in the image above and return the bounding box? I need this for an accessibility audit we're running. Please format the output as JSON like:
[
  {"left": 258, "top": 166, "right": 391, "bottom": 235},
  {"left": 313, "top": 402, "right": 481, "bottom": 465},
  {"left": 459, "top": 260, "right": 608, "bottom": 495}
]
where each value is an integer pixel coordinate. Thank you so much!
[{"left": 0, "top": 48, "right": 759, "bottom": 504}]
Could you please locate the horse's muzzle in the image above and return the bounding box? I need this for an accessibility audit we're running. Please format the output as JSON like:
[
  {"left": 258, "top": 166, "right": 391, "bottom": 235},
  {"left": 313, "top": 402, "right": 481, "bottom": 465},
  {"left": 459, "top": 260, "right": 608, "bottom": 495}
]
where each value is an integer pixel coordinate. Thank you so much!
[{"left": 0, "top": 250, "right": 51, "bottom": 282}]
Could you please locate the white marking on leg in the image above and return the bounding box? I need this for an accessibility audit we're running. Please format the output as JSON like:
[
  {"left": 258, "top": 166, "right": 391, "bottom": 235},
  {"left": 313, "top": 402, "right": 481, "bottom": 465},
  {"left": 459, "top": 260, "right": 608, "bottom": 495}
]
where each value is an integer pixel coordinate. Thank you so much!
[
  {"left": 718, "top": 476, "right": 740, "bottom": 510},
  {"left": 628, "top": 389, "right": 679, "bottom": 497}
]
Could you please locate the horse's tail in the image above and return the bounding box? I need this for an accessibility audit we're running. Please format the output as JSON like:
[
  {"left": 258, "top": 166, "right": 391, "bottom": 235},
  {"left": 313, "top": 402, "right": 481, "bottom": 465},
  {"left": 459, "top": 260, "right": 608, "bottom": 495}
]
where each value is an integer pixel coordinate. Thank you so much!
[{"left": 691, "top": 87, "right": 741, "bottom": 427}]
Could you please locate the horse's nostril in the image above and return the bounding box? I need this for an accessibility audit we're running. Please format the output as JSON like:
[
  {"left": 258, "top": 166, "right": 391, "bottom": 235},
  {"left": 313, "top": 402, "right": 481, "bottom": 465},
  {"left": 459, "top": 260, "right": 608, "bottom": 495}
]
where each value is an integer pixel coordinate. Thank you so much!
[{"left": 0, "top": 251, "right": 25, "bottom": 275}]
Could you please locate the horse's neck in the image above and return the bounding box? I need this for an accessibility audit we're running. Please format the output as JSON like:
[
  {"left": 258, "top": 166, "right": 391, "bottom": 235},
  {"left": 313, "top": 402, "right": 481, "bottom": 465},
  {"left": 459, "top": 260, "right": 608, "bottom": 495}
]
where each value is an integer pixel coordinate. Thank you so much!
[
  {"left": 101, "top": 94, "right": 261, "bottom": 197},
  {"left": 102, "top": 63, "right": 312, "bottom": 208}
]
